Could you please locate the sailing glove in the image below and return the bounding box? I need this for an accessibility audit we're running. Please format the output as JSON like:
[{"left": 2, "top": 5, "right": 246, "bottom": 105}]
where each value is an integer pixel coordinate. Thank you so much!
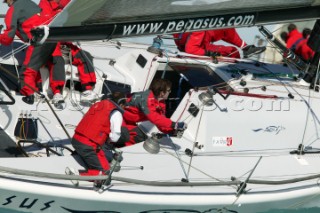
[
  {"left": 171, "top": 122, "right": 187, "bottom": 138},
  {"left": 173, "top": 122, "right": 188, "bottom": 130}
]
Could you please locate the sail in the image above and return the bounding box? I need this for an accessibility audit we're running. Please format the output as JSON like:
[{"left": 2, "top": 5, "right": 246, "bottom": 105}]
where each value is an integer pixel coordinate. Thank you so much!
[{"left": 46, "top": 0, "right": 320, "bottom": 41}]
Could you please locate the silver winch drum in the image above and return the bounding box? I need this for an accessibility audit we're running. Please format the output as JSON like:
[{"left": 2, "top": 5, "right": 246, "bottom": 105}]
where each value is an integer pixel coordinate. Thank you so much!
[
  {"left": 198, "top": 91, "right": 214, "bottom": 106},
  {"left": 143, "top": 135, "right": 160, "bottom": 154}
]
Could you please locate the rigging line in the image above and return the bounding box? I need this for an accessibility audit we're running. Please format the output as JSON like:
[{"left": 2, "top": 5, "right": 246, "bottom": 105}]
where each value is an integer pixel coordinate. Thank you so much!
[
  {"left": 263, "top": 37, "right": 299, "bottom": 76},
  {"left": 300, "top": 89, "right": 312, "bottom": 152},
  {"left": 0, "top": 64, "right": 72, "bottom": 140},
  {"left": 11, "top": 47, "right": 20, "bottom": 79},
  {"left": 283, "top": 79, "right": 320, "bottom": 131},
  {"left": 91, "top": 49, "right": 129, "bottom": 88},
  {"left": 230, "top": 59, "right": 297, "bottom": 78},
  {"left": 232, "top": 156, "right": 263, "bottom": 206},
  {"left": 193, "top": 152, "right": 292, "bottom": 158},
  {"left": 260, "top": 25, "right": 309, "bottom": 73},
  {"left": 3, "top": 162, "right": 320, "bottom": 187},
  {"left": 75, "top": 41, "right": 97, "bottom": 84},
  {"left": 280, "top": 58, "right": 320, "bottom": 120},
  {"left": 75, "top": 42, "right": 123, "bottom": 95},
  {"left": 94, "top": 67, "right": 113, "bottom": 95},
  {"left": 143, "top": 55, "right": 158, "bottom": 91},
  {"left": 160, "top": 146, "right": 237, "bottom": 190},
  {"left": 233, "top": 59, "right": 298, "bottom": 81},
  {"left": 1, "top": 42, "right": 29, "bottom": 58},
  {"left": 171, "top": 51, "right": 217, "bottom": 66},
  {"left": 3, "top": 161, "right": 320, "bottom": 187},
  {"left": 227, "top": 46, "right": 242, "bottom": 58},
  {"left": 309, "top": 57, "right": 320, "bottom": 138},
  {"left": 167, "top": 134, "right": 189, "bottom": 181},
  {"left": 0, "top": 42, "right": 29, "bottom": 63},
  {"left": 187, "top": 104, "right": 204, "bottom": 178},
  {"left": 76, "top": 42, "right": 114, "bottom": 96},
  {"left": 0, "top": 164, "right": 241, "bottom": 186},
  {"left": 65, "top": 47, "right": 82, "bottom": 111},
  {"left": 253, "top": 59, "right": 298, "bottom": 97},
  {"left": 175, "top": 90, "right": 195, "bottom": 123},
  {"left": 160, "top": 48, "right": 170, "bottom": 80}
]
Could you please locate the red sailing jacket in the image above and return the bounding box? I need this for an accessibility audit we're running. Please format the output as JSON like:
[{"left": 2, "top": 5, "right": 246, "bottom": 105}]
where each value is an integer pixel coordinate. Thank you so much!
[
  {"left": 174, "top": 29, "right": 245, "bottom": 58},
  {"left": 286, "top": 29, "right": 303, "bottom": 50},
  {"left": 123, "top": 90, "right": 174, "bottom": 133},
  {"left": 75, "top": 100, "right": 118, "bottom": 145},
  {"left": 38, "top": 0, "right": 71, "bottom": 23},
  {"left": 286, "top": 29, "right": 314, "bottom": 61},
  {"left": 0, "top": 0, "right": 42, "bottom": 45},
  {"left": 295, "top": 39, "right": 315, "bottom": 62},
  {"left": 39, "top": 0, "right": 61, "bottom": 24},
  {"left": 38, "top": 0, "right": 64, "bottom": 57},
  {"left": 173, "top": 33, "right": 191, "bottom": 52}
]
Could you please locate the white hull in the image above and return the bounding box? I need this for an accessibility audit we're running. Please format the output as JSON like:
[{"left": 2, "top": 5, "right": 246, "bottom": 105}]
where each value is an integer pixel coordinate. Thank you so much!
[{"left": 1, "top": 40, "right": 320, "bottom": 213}]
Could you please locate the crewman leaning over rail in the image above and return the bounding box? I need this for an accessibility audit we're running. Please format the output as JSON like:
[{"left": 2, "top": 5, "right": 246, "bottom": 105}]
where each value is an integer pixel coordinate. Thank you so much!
[
  {"left": 67, "top": 92, "right": 129, "bottom": 188},
  {"left": 173, "top": 29, "right": 266, "bottom": 58},
  {"left": 119, "top": 78, "right": 187, "bottom": 147}
]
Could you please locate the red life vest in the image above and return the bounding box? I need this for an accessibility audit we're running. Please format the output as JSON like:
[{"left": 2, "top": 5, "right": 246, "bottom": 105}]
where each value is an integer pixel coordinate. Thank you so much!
[
  {"left": 75, "top": 100, "right": 117, "bottom": 145},
  {"left": 286, "top": 29, "right": 303, "bottom": 50}
]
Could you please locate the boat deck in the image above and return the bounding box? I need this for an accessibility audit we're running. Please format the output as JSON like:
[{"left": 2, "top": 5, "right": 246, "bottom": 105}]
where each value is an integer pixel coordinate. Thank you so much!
[{"left": 0, "top": 128, "right": 23, "bottom": 157}]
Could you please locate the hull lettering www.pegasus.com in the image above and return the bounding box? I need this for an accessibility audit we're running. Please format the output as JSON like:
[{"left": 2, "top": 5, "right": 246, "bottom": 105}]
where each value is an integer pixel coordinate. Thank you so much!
[{"left": 122, "top": 13, "right": 256, "bottom": 36}]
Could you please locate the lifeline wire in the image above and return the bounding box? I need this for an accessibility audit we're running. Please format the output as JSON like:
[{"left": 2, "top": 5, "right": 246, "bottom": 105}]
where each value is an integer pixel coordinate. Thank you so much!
[
  {"left": 186, "top": 104, "right": 204, "bottom": 178},
  {"left": 167, "top": 134, "right": 189, "bottom": 181}
]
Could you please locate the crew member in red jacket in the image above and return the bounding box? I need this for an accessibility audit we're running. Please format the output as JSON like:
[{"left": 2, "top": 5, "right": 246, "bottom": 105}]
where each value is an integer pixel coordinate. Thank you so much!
[
  {"left": 0, "top": 0, "right": 62, "bottom": 104},
  {"left": 120, "top": 78, "right": 187, "bottom": 147},
  {"left": 286, "top": 24, "right": 304, "bottom": 51},
  {"left": 39, "top": 0, "right": 98, "bottom": 102},
  {"left": 173, "top": 29, "right": 266, "bottom": 58},
  {"left": 38, "top": 0, "right": 66, "bottom": 104},
  {"left": 299, "top": 28, "right": 314, "bottom": 61},
  {"left": 284, "top": 24, "right": 314, "bottom": 62},
  {"left": 69, "top": 93, "right": 129, "bottom": 186},
  {"left": 60, "top": 42, "right": 97, "bottom": 102}
]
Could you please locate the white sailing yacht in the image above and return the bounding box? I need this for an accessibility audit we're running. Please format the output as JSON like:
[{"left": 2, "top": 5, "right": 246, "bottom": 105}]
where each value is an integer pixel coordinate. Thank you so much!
[{"left": 0, "top": 0, "right": 320, "bottom": 212}]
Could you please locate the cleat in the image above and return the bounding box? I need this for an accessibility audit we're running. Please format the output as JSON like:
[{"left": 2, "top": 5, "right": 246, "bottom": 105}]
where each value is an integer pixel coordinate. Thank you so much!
[{"left": 243, "top": 45, "right": 266, "bottom": 58}]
